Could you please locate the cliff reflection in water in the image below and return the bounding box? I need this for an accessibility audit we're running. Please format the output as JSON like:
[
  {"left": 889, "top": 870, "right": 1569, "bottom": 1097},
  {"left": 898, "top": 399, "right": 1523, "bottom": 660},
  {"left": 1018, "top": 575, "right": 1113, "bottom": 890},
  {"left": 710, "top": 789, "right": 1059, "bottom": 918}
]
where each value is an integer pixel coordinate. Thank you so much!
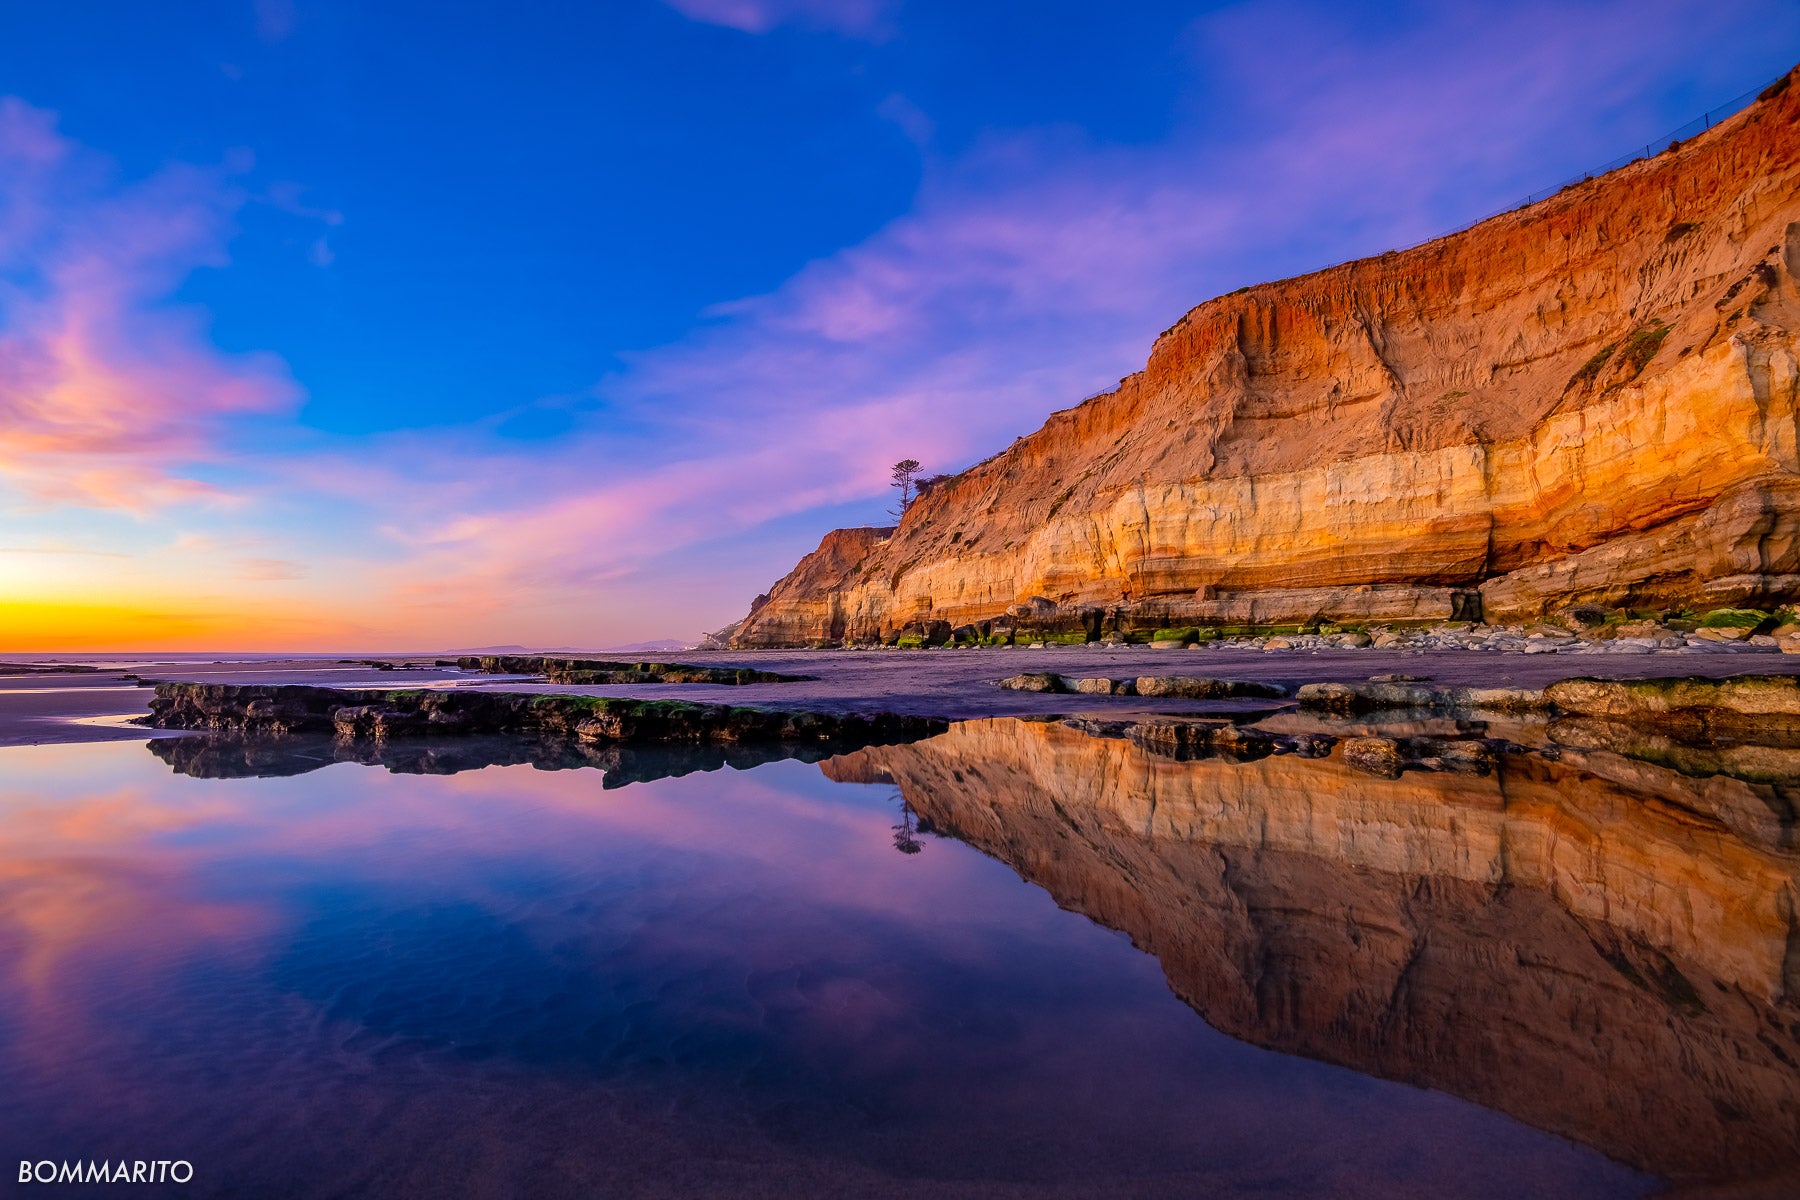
[{"left": 826, "top": 717, "right": 1800, "bottom": 1188}]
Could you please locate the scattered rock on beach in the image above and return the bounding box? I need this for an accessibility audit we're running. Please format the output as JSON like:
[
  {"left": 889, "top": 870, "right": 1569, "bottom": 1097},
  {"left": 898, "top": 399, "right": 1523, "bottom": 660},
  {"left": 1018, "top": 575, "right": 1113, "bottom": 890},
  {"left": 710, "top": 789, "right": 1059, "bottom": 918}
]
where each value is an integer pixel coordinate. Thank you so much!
[
  {"left": 999, "top": 673, "right": 1289, "bottom": 699},
  {"left": 998, "top": 672, "right": 1066, "bottom": 692},
  {"left": 1133, "top": 676, "right": 1290, "bottom": 699},
  {"left": 1342, "top": 736, "right": 1404, "bottom": 778}
]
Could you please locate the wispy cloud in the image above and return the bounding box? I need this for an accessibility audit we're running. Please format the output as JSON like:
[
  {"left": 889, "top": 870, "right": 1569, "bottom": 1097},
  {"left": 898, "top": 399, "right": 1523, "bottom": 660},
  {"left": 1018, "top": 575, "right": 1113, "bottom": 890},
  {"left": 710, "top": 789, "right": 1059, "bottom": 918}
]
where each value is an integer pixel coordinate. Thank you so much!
[
  {"left": 260, "top": 180, "right": 343, "bottom": 227},
  {"left": 0, "top": 543, "right": 128, "bottom": 559},
  {"left": 252, "top": 0, "right": 297, "bottom": 44},
  {"left": 237, "top": 556, "right": 305, "bottom": 581},
  {"left": 660, "top": 0, "right": 895, "bottom": 38}
]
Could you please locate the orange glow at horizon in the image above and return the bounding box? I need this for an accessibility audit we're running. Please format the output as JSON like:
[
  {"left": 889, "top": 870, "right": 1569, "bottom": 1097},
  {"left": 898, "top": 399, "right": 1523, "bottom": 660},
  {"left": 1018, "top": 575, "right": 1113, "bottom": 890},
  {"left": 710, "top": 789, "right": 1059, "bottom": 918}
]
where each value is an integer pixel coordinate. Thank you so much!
[{"left": 0, "top": 599, "right": 367, "bottom": 654}]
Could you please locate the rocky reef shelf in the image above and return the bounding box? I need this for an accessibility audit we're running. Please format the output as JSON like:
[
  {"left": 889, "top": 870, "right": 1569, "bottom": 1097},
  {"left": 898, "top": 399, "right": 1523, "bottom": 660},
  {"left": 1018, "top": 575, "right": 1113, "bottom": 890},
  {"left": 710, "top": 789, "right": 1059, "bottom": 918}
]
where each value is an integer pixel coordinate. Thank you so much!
[
  {"left": 452, "top": 655, "right": 809, "bottom": 685},
  {"left": 135, "top": 671, "right": 1800, "bottom": 800},
  {"left": 143, "top": 682, "right": 943, "bottom": 747}
]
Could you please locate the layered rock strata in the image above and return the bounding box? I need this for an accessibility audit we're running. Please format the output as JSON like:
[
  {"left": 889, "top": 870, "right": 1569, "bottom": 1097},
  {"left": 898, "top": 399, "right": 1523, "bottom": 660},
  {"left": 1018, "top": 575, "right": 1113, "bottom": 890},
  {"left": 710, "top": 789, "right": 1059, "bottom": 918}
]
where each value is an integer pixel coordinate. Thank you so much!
[
  {"left": 824, "top": 718, "right": 1800, "bottom": 1183},
  {"left": 736, "top": 70, "right": 1800, "bottom": 646}
]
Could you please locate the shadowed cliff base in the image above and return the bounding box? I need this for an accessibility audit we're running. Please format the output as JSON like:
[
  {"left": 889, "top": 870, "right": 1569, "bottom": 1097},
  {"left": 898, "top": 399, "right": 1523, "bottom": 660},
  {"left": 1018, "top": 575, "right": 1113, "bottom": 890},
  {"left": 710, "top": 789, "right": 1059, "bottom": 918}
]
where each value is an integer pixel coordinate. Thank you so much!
[
  {"left": 825, "top": 716, "right": 1800, "bottom": 1189},
  {"left": 732, "top": 65, "right": 1800, "bottom": 648}
]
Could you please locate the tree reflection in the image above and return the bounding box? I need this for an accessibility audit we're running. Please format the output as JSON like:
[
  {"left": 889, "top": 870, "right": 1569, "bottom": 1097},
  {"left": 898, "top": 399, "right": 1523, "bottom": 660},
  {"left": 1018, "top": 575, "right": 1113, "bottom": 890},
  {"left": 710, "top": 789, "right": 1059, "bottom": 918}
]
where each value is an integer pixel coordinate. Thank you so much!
[{"left": 892, "top": 791, "right": 924, "bottom": 855}]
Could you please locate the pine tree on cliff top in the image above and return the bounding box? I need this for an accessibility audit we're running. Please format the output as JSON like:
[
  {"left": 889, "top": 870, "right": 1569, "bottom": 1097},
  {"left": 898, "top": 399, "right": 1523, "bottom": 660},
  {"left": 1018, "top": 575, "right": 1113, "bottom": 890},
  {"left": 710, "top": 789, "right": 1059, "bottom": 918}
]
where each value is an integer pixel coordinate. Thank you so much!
[{"left": 889, "top": 459, "right": 922, "bottom": 522}]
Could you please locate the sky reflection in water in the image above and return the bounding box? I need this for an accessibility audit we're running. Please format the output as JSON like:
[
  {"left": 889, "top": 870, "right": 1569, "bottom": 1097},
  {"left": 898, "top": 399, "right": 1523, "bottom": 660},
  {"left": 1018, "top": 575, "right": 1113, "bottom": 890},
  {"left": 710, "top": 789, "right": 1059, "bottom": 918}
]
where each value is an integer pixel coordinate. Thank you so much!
[{"left": 0, "top": 736, "right": 1656, "bottom": 1198}]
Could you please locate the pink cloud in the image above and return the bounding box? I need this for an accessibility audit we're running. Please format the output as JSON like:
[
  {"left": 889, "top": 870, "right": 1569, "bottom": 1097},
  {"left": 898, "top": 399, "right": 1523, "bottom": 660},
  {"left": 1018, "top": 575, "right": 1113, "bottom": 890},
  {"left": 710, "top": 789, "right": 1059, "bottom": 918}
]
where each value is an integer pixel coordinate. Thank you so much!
[
  {"left": 0, "top": 98, "right": 298, "bottom": 511},
  {"left": 237, "top": 556, "right": 305, "bottom": 581}
]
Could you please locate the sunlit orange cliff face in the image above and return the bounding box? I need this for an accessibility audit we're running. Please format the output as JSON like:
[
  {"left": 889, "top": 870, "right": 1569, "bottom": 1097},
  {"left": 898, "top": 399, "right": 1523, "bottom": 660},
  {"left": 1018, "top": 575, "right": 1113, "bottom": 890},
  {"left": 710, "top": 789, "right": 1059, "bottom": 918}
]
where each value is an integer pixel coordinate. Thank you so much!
[{"left": 736, "top": 68, "right": 1800, "bottom": 645}]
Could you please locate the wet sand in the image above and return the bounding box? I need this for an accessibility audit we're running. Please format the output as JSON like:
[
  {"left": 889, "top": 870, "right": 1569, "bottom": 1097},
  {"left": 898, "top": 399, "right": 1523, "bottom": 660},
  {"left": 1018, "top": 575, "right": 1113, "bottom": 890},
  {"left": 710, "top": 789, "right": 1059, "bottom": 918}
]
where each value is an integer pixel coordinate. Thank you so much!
[{"left": 0, "top": 673, "right": 172, "bottom": 747}]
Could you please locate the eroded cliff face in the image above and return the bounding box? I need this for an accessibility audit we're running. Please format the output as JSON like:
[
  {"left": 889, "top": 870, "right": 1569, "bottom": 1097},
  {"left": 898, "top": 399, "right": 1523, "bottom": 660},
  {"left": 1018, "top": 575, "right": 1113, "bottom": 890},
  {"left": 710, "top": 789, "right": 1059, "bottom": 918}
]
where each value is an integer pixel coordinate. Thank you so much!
[
  {"left": 824, "top": 718, "right": 1800, "bottom": 1183},
  {"left": 737, "top": 70, "right": 1800, "bottom": 646},
  {"left": 727, "top": 526, "right": 894, "bottom": 647}
]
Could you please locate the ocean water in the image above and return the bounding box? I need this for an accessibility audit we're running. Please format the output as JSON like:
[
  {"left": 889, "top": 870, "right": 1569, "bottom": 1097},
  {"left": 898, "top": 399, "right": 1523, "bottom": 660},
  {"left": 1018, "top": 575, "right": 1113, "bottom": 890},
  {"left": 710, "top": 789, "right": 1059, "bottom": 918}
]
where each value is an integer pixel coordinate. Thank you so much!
[{"left": 0, "top": 728, "right": 1739, "bottom": 1197}]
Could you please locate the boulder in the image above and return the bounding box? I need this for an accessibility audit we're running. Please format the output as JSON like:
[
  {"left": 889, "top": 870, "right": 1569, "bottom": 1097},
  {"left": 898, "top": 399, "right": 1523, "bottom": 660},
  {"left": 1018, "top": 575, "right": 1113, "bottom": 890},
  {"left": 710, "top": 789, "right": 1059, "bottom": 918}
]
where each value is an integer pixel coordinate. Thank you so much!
[
  {"left": 997, "top": 672, "right": 1067, "bottom": 693},
  {"left": 1342, "top": 736, "right": 1404, "bottom": 778},
  {"left": 1134, "top": 676, "right": 1290, "bottom": 700}
]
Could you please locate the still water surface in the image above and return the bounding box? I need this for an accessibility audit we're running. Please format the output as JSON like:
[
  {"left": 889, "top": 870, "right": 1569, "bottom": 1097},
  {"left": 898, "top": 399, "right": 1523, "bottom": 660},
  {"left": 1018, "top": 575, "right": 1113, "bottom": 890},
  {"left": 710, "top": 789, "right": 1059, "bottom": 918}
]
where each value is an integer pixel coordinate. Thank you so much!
[{"left": 0, "top": 728, "right": 1726, "bottom": 1196}]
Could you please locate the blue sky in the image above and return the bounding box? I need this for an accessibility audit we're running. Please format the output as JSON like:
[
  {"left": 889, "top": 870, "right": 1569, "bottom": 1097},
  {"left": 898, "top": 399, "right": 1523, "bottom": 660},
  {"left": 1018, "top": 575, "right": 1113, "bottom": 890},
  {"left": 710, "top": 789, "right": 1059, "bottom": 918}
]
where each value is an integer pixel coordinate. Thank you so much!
[{"left": 2, "top": 0, "right": 1798, "bottom": 649}]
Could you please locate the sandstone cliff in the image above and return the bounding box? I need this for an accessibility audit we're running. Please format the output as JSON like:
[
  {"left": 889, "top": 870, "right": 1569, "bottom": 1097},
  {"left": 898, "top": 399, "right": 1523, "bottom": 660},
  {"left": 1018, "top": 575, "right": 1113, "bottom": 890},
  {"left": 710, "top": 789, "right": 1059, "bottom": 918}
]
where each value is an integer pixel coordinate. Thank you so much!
[
  {"left": 736, "top": 69, "right": 1800, "bottom": 646},
  {"left": 824, "top": 719, "right": 1800, "bottom": 1183}
]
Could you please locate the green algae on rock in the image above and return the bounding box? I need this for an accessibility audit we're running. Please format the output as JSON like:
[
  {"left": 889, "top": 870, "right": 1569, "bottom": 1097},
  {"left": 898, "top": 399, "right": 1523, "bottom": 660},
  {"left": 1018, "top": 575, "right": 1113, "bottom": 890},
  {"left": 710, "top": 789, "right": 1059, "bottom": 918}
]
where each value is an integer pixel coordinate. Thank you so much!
[
  {"left": 998, "top": 673, "right": 1288, "bottom": 698},
  {"left": 1542, "top": 675, "right": 1800, "bottom": 733},
  {"left": 145, "top": 682, "right": 941, "bottom": 746},
  {"left": 1296, "top": 681, "right": 1551, "bottom": 713}
]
